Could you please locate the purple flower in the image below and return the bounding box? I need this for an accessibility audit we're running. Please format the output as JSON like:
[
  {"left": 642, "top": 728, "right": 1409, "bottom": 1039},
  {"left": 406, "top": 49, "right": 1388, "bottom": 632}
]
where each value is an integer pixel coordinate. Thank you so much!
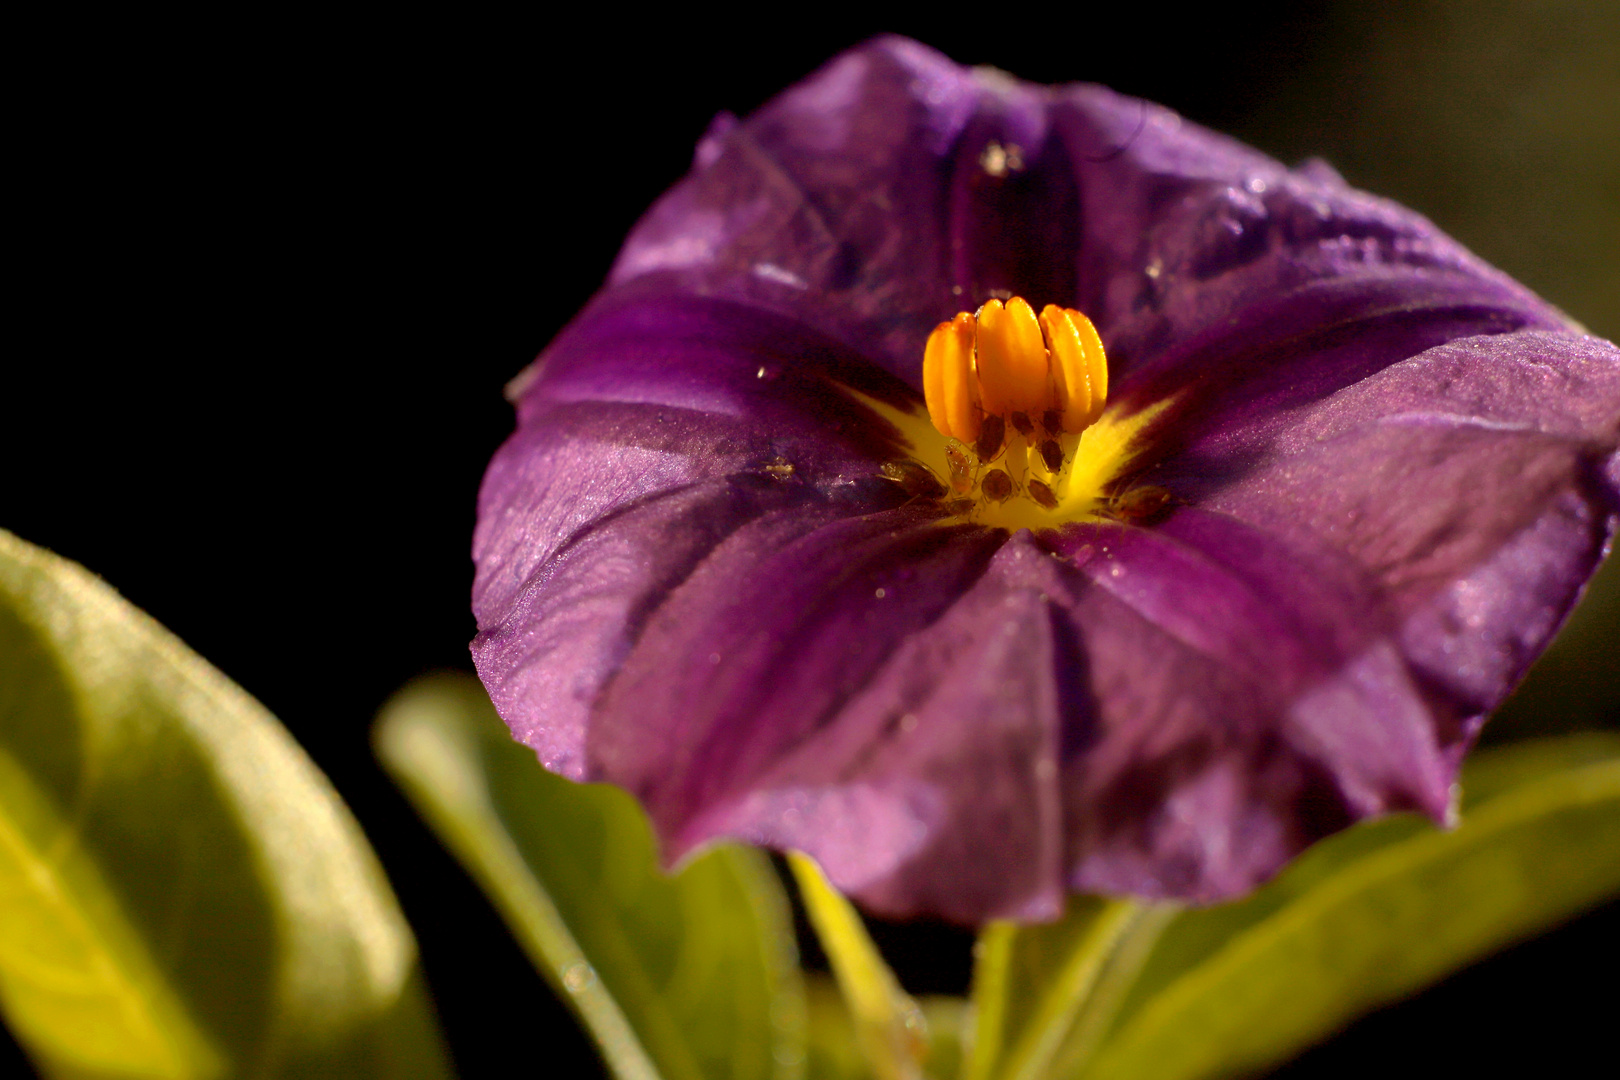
[{"left": 470, "top": 37, "right": 1620, "bottom": 924}]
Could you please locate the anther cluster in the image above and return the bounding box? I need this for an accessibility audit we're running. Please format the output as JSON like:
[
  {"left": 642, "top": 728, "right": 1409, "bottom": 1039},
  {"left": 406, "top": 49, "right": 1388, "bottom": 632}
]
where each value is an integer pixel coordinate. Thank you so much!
[{"left": 921, "top": 297, "right": 1109, "bottom": 510}]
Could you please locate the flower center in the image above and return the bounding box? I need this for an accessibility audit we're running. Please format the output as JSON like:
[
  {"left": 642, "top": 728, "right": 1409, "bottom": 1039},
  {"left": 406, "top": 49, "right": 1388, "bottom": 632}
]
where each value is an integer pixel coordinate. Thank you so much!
[
  {"left": 849, "top": 296, "right": 1170, "bottom": 530},
  {"left": 915, "top": 297, "right": 1114, "bottom": 524},
  {"left": 905, "top": 298, "right": 1158, "bottom": 530},
  {"left": 924, "top": 297, "right": 1109, "bottom": 448},
  {"left": 842, "top": 298, "right": 1169, "bottom": 531}
]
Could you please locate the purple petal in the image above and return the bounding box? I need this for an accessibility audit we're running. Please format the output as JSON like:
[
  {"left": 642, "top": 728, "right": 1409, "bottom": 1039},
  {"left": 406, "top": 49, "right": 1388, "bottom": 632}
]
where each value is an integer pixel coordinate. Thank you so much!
[
  {"left": 1046, "top": 513, "right": 1450, "bottom": 901},
  {"left": 591, "top": 509, "right": 1002, "bottom": 855},
  {"left": 684, "top": 534, "right": 1070, "bottom": 923},
  {"left": 599, "top": 36, "right": 1556, "bottom": 391},
  {"left": 1180, "top": 329, "right": 1620, "bottom": 721},
  {"left": 473, "top": 37, "right": 1620, "bottom": 919},
  {"left": 473, "top": 297, "right": 960, "bottom": 779}
]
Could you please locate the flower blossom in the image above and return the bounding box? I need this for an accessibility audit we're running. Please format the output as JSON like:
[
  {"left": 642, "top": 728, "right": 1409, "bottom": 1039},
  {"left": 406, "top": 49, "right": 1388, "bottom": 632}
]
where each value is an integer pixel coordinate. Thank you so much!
[{"left": 470, "top": 37, "right": 1620, "bottom": 924}]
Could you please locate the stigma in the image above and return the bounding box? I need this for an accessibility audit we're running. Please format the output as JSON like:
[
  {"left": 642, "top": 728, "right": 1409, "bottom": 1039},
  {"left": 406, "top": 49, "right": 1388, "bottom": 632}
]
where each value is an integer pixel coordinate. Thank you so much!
[{"left": 916, "top": 297, "right": 1115, "bottom": 522}]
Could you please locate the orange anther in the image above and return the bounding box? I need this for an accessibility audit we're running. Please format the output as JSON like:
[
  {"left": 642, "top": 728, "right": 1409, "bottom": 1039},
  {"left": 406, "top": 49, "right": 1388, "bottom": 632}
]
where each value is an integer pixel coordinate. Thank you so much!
[
  {"left": 1040, "top": 305, "right": 1091, "bottom": 430},
  {"left": 923, "top": 312, "right": 981, "bottom": 442},
  {"left": 974, "top": 297, "right": 1049, "bottom": 417},
  {"left": 923, "top": 297, "right": 1107, "bottom": 444},
  {"left": 1073, "top": 308, "right": 1108, "bottom": 428},
  {"left": 1039, "top": 305, "right": 1108, "bottom": 432}
]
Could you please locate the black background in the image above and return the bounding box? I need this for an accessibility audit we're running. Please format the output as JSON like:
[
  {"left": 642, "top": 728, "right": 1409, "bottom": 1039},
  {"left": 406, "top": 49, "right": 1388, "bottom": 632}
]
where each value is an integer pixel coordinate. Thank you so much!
[{"left": 8, "top": 4, "right": 1617, "bottom": 1077}]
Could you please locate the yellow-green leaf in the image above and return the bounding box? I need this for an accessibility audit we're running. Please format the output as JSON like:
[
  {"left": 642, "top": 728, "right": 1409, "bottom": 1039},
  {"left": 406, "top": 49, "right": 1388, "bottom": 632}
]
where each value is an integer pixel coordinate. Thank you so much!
[
  {"left": 374, "top": 673, "right": 805, "bottom": 1080},
  {"left": 964, "top": 897, "right": 1174, "bottom": 1080},
  {"left": 800, "top": 978, "right": 964, "bottom": 1080},
  {"left": 1074, "top": 734, "right": 1620, "bottom": 1080},
  {"left": 788, "top": 855, "right": 926, "bottom": 1080},
  {"left": 0, "top": 529, "right": 450, "bottom": 1078}
]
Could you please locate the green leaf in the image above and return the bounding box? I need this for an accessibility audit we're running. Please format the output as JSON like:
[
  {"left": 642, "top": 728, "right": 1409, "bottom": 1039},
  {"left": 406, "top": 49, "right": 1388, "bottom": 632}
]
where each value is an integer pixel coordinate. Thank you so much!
[
  {"left": 787, "top": 855, "right": 926, "bottom": 1080},
  {"left": 374, "top": 673, "right": 806, "bottom": 1080},
  {"left": 800, "top": 978, "right": 964, "bottom": 1080},
  {"left": 1070, "top": 733, "right": 1620, "bottom": 1080},
  {"left": 804, "top": 975, "right": 868, "bottom": 1080},
  {"left": 963, "top": 899, "right": 1174, "bottom": 1080},
  {"left": 0, "top": 529, "right": 450, "bottom": 1079},
  {"left": 916, "top": 996, "right": 968, "bottom": 1080}
]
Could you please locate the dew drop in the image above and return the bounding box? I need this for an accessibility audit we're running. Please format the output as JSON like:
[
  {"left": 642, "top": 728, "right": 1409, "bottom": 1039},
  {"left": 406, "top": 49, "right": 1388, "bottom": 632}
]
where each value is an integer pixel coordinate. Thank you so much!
[
  {"left": 562, "top": 962, "right": 597, "bottom": 994},
  {"left": 899, "top": 713, "right": 919, "bottom": 732},
  {"left": 874, "top": 587, "right": 887, "bottom": 599},
  {"left": 1192, "top": 187, "right": 1269, "bottom": 278},
  {"left": 979, "top": 140, "right": 1023, "bottom": 177},
  {"left": 771, "top": 996, "right": 804, "bottom": 1033}
]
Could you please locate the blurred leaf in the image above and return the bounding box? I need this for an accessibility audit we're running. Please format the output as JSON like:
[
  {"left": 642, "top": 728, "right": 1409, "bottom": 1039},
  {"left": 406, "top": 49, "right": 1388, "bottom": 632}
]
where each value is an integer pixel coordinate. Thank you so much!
[
  {"left": 964, "top": 899, "right": 1174, "bottom": 1080},
  {"left": 804, "top": 976, "right": 865, "bottom": 1080},
  {"left": 0, "top": 529, "right": 450, "bottom": 1079},
  {"left": 797, "top": 956, "right": 962, "bottom": 1080},
  {"left": 375, "top": 674, "right": 806, "bottom": 1080},
  {"left": 1455, "top": 731, "right": 1620, "bottom": 808},
  {"left": 916, "top": 995, "right": 967, "bottom": 1080},
  {"left": 1069, "top": 734, "right": 1620, "bottom": 1080},
  {"left": 788, "top": 855, "right": 926, "bottom": 1080},
  {"left": 794, "top": 951, "right": 963, "bottom": 1080}
]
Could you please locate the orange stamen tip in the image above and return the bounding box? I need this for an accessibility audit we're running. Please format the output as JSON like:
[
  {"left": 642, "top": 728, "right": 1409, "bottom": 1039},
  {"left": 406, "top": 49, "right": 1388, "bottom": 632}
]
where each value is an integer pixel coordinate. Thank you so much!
[
  {"left": 921, "top": 295, "right": 1109, "bottom": 441},
  {"left": 975, "top": 296, "right": 1049, "bottom": 417},
  {"left": 1040, "top": 305, "right": 1109, "bottom": 432},
  {"left": 923, "top": 312, "right": 981, "bottom": 442}
]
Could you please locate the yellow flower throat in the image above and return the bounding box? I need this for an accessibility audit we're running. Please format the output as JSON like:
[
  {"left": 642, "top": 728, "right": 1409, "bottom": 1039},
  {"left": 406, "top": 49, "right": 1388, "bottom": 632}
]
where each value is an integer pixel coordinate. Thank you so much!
[{"left": 859, "top": 297, "right": 1169, "bottom": 530}]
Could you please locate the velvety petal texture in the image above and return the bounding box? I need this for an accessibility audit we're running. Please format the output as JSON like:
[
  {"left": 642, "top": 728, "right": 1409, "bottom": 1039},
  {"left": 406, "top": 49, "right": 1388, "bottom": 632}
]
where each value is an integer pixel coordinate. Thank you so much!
[{"left": 472, "top": 37, "right": 1620, "bottom": 923}]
